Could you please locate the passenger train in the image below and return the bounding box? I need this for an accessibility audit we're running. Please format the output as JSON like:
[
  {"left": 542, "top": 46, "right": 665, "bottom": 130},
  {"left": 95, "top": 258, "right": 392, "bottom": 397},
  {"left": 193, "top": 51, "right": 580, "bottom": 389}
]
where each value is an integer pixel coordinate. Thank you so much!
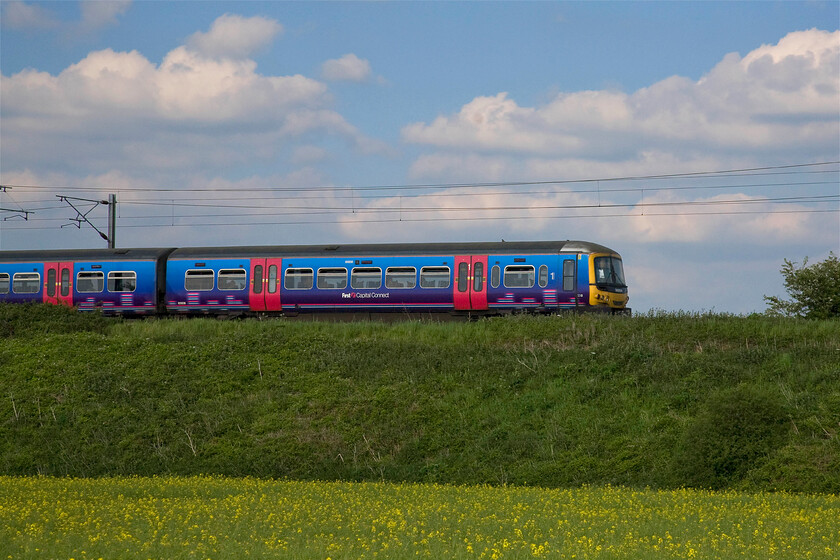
[{"left": 0, "top": 241, "right": 629, "bottom": 316}]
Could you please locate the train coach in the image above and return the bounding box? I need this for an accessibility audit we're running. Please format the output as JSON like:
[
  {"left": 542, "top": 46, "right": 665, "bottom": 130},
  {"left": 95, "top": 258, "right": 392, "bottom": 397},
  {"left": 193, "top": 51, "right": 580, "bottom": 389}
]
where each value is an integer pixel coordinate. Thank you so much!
[{"left": 0, "top": 241, "right": 629, "bottom": 316}]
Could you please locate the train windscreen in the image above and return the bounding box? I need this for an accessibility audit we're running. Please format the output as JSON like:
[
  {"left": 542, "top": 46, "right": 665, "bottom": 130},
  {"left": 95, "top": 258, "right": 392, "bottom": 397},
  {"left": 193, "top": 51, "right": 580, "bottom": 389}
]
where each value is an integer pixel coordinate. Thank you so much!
[{"left": 593, "top": 257, "right": 626, "bottom": 290}]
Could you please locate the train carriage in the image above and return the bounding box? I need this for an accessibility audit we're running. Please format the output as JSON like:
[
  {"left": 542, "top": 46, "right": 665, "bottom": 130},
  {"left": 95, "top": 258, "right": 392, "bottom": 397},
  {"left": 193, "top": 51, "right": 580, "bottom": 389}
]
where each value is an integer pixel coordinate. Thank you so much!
[
  {"left": 0, "top": 248, "right": 174, "bottom": 314},
  {"left": 162, "top": 241, "right": 628, "bottom": 316},
  {"left": 1, "top": 240, "right": 628, "bottom": 316}
]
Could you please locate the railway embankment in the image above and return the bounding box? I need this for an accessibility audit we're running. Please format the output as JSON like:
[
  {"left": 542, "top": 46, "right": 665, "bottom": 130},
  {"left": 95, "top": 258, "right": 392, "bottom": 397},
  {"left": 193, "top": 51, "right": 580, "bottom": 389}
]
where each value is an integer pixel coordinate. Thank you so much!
[{"left": 1, "top": 303, "right": 838, "bottom": 492}]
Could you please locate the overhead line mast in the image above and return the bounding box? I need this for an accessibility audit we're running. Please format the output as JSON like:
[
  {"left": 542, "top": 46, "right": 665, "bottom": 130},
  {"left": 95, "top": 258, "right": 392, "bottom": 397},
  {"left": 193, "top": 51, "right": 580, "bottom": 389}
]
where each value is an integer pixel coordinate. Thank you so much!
[{"left": 56, "top": 194, "right": 118, "bottom": 248}]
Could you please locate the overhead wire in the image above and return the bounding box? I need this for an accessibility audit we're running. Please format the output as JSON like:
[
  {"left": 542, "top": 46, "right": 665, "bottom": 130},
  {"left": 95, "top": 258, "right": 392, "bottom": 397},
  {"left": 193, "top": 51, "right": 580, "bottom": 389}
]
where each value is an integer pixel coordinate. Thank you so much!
[
  {"left": 1, "top": 161, "right": 837, "bottom": 232},
  {"left": 2, "top": 161, "right": 838, "bottom": 194}
]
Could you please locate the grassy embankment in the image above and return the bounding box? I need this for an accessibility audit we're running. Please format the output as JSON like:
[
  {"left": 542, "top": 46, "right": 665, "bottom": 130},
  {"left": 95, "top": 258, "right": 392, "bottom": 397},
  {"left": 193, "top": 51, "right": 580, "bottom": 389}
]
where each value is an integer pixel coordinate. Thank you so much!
[{"left": 1, "top": 303, "right": 838, "bottom": 492}]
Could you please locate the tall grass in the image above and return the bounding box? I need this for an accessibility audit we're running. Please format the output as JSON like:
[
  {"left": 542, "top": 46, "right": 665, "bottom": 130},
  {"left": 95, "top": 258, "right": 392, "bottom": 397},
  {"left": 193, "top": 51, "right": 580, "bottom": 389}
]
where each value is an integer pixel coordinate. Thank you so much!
[{"left": 1, "top": 304, "right": 838, "bottom": 491}]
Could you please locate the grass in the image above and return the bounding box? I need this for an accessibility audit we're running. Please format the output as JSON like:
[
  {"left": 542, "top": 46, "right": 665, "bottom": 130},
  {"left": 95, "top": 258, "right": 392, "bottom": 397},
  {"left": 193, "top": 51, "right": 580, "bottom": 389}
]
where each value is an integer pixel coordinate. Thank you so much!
[
  {"left": 2, "top": 476, "right": 838, "bottom": 559},
  {"left": 1, "top": 304, "right": 839, "bottom": 491}
]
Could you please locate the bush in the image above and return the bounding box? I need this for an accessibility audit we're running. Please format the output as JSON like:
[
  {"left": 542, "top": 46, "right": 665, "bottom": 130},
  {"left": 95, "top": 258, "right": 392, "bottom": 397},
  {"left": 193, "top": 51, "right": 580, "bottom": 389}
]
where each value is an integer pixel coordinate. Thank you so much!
[
  {"left": 0, "top": 302, "right": 112, "bottom": 338},
  {"left": 671, "top": 385, "right": 789, "bottom": 489},
  {"left": 764, "top": 252, "right": 840, "bottom": 319}
]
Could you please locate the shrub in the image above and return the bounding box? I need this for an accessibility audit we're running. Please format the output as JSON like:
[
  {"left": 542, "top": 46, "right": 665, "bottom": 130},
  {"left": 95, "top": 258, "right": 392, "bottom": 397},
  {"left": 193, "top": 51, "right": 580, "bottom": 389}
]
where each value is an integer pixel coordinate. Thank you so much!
[
  {"left": 671, "top": 384, "right": 789, "bottom": 489},
  {"left": 764, "top": 252, "right": 840, "bottom": 319}
]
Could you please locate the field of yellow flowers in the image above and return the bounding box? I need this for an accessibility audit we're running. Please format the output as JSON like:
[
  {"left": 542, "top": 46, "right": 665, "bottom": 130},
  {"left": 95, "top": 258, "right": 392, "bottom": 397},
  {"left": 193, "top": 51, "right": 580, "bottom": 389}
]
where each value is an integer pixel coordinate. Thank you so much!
[{"left": 1, "top": 476, "right": 838, "bottom": 559}]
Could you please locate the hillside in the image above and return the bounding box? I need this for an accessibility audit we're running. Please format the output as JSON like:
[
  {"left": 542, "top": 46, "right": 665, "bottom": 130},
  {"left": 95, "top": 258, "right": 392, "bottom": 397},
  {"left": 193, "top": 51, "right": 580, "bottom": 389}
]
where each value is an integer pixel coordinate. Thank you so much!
[{"left": 1, "top": 304, "right": 838, "bottom": 492}]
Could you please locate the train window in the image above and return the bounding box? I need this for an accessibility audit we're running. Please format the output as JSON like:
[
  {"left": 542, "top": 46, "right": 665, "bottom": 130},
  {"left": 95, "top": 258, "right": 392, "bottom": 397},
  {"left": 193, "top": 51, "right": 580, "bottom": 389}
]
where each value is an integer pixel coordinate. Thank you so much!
[
  {"left": 285, "top": 268, "right": 314, "bottom": 290},
  {"left": 538, "top": 265, "right": 548, "bottom": 288},
  {"left": 185, "top": 269, "right": 214, "bottom": 291},
  {"left": 218, "top": 269, "right": 247, "bottom": 291},
  {"left": 317, "top": 268, "right": 347, "bottom": 290},
  {"left": 419, "top": 266, "right": 450, "bottom": 289},
  {"left": 268, "top": 265, "right": 278, "bottom": 294},
  {"left": 385, "top": 267, "right": 416, "bottom": 289},
  {"left": 490, "top": 265, "right": 500, "bottom": 289},
  {"left": 504, "top": 265, "right": 535, "bottom": 288},
  {"left": 351, "top": 267, "right": 382, "bottom": 290},
  {"left": 563, "top": 260, "right": 576, "bottom": 292},
  {"left": 108, "top": 271, "right": 137, "bottom": 293},
  {"left": 473, "top": 262, "right": 484, "bottom": 292},
  {"left": 13, "top": 273, "right": 40, "bottom": 294},
  {"left": 0, "top": 273, "right": 9, "bottom": 294},
  {"left": 61, "top": 268, "right": 70, "bottom": 297},
  {"left": 47, "top": 269, "right": 57, "bottom": 297},
  {"left": 457, "top": 262, "right": 469, "bottom": 293},
  {"left": 77, "top": 271, "right": 104, "bottom": 293},
  {"left": 253, "top": 265, "right": 263, "bottom": 294}
]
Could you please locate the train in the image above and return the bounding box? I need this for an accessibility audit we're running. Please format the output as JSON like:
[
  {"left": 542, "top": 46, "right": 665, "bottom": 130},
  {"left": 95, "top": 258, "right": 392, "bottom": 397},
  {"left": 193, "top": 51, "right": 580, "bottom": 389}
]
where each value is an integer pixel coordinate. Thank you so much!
[{"left": 0, "top": 240, "right": 629, "bottom": 317}]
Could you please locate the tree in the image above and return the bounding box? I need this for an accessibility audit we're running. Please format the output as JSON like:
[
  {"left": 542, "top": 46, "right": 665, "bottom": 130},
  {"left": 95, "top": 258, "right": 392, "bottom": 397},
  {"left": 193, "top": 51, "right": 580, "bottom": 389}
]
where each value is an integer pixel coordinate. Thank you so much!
[{"left": 764, "top": 252, "right": 840, "bottom": 319}]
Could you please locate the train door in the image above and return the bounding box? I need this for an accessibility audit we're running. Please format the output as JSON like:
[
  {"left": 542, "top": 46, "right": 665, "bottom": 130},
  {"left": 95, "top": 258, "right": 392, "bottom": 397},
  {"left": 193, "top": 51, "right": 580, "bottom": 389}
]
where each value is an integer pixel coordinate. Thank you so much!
[
  {"left": 249, "top": 258, "right": 282, "bottom": 312},
  {"left": 44, "top": 262, "right": 73, "bottom": 306},
  {"left": 454, "top": 255, "right": 488, "bottom": 311}
]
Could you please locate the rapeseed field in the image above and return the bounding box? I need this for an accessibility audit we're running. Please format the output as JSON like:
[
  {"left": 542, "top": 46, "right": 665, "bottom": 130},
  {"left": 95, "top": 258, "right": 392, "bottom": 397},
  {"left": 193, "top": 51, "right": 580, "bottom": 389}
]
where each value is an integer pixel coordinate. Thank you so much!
[{"left": 1, "top": 476, "right": 837, "bottom": 559}]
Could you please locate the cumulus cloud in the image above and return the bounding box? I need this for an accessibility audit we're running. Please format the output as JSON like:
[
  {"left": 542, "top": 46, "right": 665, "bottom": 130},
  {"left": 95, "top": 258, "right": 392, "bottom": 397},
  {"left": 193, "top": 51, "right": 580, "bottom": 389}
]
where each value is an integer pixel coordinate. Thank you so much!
[
  {"left": 403, "top": 29, "right": 840, "bottom": 179},
  {"left": 186, "top": 13, "right": 283, "bottom": 59},
  {"left": 1, "top": 1, "right": 59, "bottom": 29},
  {"left": 0, "top": 13, "right": 384, "bottom": 176},
  {"left": 321, "top": 53, "right": 373, "bottom": 82}
]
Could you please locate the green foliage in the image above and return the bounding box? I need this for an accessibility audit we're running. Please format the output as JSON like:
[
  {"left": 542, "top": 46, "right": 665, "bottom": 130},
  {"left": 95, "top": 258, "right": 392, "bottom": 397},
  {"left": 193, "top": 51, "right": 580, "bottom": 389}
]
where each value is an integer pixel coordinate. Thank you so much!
[
  {"left": 765, "top": 252, "right": 840, "bottom": 319},
  {"left": 671, "top": 385, "right": 790, "bottom": 489},
  {"left": 0, "top": 302, "right": 111, "bottom": 337},
  {"left": 1, "top": 304, "right": 839, "bottom": 492}
]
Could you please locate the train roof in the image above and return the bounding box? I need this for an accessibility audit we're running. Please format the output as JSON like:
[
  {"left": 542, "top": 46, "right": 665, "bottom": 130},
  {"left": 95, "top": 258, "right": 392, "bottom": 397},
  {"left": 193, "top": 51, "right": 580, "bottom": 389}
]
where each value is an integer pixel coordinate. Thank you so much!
[
  {"left": 0, "top": 247, "right": 176, "bottom": 262},
  {"left": 167, "top": 240, "right": 619, "bottom": 259},
  {"left": 0, "top": 241, "right": 621, "bottom": 262}
]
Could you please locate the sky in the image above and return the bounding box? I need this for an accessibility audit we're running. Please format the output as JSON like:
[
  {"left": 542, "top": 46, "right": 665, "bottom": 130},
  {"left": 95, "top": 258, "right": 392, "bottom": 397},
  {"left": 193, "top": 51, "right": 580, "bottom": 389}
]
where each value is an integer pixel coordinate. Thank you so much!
[{"left": 1, "top": 1, "right": 838, "bottom": 314}]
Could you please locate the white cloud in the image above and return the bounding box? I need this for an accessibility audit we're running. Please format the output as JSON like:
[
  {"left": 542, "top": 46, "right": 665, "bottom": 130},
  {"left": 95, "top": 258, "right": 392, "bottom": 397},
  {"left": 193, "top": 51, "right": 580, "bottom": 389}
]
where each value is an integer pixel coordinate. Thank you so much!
[
  {"left": 0, "top": 14, "right": 381, "bottom": 175},
  {"left": 321, "top": 53, "right": 372, "bottom": 82},
  {"left": 1, "top": 1, "right": 131, "bottom": 32},
  {"left": 403, "top": 29, "right": 840, "bottom": 174},
  {"left": 290, "top": 145, "right": 329, "bottom": 165},
  {"left": 186, "top": 13, "right": 283, "bottom": 59},
  {"left": 1, "top": 1, "right": 59, "bottom": 29},
  {"left": 393, "top": 28, "right": 840, "bottom": 265},
  {"left": 79, "top": 1, "right": 131, "bottom": 32}
]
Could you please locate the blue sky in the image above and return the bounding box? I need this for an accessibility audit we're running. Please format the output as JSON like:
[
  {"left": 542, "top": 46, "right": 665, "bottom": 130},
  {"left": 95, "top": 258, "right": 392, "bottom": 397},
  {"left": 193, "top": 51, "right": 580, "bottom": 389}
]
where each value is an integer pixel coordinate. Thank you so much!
[{"left": 1, "top": 1, "right": 838, "bottom": 314}]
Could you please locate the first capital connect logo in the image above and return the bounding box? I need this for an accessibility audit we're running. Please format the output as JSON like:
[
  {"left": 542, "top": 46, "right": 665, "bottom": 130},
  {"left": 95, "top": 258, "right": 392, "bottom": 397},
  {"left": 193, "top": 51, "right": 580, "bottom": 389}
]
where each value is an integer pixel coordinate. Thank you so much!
[{"left": 342, "top": 292, "right": 390, "bottom": 299}]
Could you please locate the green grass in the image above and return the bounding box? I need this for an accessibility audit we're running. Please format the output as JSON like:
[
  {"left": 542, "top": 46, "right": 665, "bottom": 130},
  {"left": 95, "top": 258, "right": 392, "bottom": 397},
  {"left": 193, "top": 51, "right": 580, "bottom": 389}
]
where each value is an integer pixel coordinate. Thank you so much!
[
  {"left": 2, "top": 476, "right": 838, "bottom": 559},
  {"left": 1, "top": 304, "right": 839, "bottom": 491}
]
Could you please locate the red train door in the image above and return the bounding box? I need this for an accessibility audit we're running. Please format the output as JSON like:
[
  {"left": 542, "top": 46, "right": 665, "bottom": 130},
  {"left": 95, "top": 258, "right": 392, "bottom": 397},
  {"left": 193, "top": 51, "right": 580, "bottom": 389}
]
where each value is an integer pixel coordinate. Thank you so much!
[
  {"left": 249, "top": 258, "right": 282, "bottom": 312},
  {"left": 453, "top": 255, "right": 488, "bottom": 311},
  {"left": 44, "top": 262, "right": 73, "bottom": 306}
]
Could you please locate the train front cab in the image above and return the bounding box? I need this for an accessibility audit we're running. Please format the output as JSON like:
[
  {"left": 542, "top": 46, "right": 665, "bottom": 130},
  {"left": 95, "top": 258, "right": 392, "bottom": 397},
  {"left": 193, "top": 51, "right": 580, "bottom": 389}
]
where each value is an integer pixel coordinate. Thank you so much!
[{"left": 587, "top": 251, "right": 629, "bottom": 313}]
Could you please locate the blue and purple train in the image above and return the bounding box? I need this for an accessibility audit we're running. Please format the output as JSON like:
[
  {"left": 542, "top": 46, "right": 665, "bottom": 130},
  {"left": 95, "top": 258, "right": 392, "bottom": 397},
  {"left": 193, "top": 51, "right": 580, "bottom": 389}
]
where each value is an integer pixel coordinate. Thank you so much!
[{"left": 0, "top": 241, "right": 629, "bottom": 316}]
